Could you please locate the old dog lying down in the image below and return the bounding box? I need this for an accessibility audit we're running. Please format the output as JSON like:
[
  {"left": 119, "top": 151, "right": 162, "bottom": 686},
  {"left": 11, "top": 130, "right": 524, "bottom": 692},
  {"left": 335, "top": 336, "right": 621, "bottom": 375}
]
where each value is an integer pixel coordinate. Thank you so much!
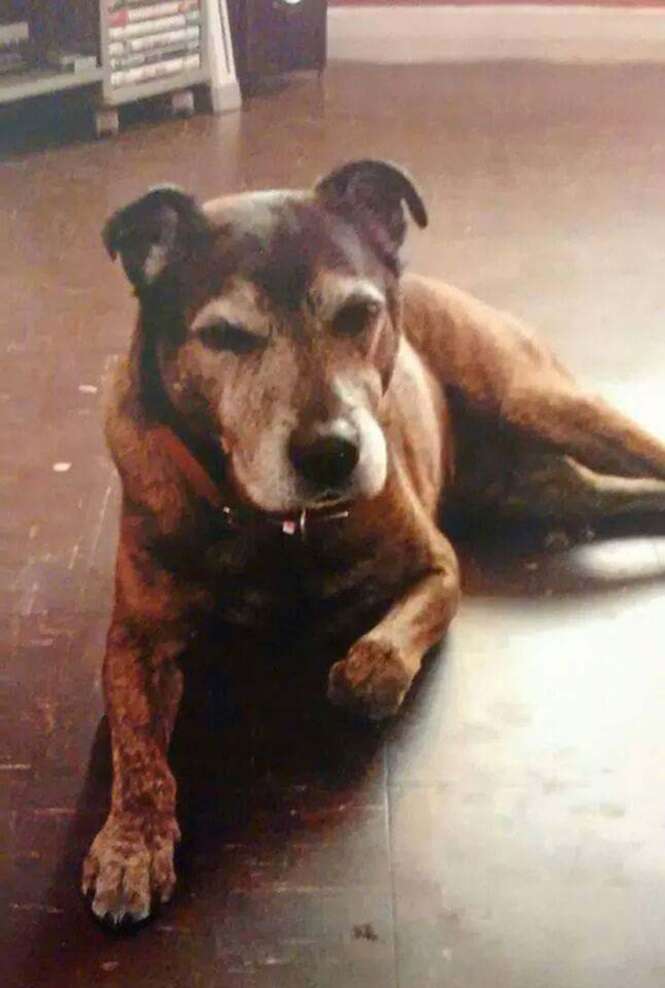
[{"left": 83, "top": 160, "right": 665, "bottom": 924}]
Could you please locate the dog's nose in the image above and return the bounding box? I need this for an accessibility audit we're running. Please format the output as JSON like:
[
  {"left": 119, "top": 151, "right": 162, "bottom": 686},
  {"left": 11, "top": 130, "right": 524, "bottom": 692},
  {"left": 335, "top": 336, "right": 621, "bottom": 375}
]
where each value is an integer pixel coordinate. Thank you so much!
[{"left": 289, "top": 425, "right": 360, "bottom": 489}]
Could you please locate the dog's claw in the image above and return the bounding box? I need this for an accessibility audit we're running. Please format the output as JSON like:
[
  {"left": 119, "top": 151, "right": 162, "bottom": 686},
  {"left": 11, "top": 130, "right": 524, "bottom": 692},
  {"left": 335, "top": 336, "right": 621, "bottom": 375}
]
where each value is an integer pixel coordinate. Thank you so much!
[
  {"left": 328, "top": 637, "right": 411, "bottom": 720},
  {"left": 81, "top": 856, "right": 98, "bottom": 897}
]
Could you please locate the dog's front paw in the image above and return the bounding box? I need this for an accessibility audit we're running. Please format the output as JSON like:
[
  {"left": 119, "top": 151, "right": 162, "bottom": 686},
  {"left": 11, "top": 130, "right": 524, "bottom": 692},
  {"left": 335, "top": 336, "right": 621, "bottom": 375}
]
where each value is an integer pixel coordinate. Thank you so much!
[
  {"left": 328, "top": 637, "right": 412, "bottom": 721},
  {"left": 82, "top": 813, "right": 179, "bottom": 926}
]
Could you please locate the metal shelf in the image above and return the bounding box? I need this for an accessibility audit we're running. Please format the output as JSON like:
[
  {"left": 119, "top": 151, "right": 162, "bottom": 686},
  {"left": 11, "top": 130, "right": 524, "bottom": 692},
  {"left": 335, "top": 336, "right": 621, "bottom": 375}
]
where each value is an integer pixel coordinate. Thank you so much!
[{"left": 0, "top": 64, "right": 103, "bottom": 105}]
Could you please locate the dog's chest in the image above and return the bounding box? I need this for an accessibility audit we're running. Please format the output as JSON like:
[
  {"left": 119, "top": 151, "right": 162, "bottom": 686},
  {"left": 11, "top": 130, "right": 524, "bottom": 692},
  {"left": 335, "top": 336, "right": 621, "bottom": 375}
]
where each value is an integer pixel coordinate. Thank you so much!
[{"left": 197, "top": 518, "right": 409, "bottom": 628}]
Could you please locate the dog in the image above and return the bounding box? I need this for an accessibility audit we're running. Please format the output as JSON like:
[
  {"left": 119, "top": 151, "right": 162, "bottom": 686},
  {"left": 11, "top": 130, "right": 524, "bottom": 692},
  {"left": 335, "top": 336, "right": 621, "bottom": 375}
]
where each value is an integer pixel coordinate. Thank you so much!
[{"left": 82, "top": 159, "right": 665, "bottom": 924}]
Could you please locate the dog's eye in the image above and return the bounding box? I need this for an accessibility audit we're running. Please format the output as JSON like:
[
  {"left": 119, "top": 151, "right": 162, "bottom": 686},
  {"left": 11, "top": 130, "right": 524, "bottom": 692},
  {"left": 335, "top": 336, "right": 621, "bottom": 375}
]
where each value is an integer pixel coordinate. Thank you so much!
[
  {"left": 197, "top": 321, "right": 264, "bottom": 354},
  {"left": 332, "top": 301, "right": 380, "bottom": 338}
]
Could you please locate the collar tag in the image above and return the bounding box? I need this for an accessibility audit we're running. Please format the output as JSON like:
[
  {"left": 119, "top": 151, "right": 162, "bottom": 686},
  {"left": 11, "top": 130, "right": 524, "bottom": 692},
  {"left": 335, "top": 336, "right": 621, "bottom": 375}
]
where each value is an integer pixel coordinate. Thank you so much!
[{"left": 281, "top": 510, "right": 308, "bottom": 537}]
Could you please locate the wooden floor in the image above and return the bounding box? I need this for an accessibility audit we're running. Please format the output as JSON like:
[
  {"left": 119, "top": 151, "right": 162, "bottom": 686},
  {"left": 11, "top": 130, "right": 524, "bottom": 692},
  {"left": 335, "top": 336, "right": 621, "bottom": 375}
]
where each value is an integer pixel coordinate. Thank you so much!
[{"left": 3, "top": 62, "right": 665, "bottom": 988}]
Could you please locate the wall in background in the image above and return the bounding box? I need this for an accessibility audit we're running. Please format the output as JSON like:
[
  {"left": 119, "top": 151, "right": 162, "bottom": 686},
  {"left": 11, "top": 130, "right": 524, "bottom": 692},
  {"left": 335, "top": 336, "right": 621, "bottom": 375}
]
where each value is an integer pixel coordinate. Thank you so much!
[
  {"left": 328, "top": 2, "right": 665, "bottom": 62},
  {"left": 330, "top": 1, "right": 665, "bottom": 7}
]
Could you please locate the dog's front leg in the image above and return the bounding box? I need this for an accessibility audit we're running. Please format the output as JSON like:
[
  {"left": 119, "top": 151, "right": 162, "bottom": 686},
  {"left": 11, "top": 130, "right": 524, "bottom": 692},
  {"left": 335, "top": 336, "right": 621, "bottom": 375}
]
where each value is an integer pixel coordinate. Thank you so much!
[
  {"left": 82, "top": 619, "right": 185, "bottom": 924},
  {"left": 328, "top": 535, "right": 460, "bottom": 721},
  {"left": 82, "top": 517, "right": 206, "bottom": 924}
]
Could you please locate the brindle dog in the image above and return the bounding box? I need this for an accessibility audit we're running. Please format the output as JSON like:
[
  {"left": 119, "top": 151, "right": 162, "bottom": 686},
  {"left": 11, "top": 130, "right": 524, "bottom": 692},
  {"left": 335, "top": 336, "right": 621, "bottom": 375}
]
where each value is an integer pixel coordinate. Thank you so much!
[{"left": 82, "top": 160, "right": 665, "bottom": 924}]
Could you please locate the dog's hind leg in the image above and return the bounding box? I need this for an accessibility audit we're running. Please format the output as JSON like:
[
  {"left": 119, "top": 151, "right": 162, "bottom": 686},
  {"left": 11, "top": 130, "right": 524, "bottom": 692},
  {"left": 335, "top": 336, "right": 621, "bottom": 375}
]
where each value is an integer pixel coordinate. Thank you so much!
[
  {"left": 496, "top": 385, "right": 665, "bottom": 482},
  {"left": 502, "top": 453, "right": 665, "bottom": 523}
]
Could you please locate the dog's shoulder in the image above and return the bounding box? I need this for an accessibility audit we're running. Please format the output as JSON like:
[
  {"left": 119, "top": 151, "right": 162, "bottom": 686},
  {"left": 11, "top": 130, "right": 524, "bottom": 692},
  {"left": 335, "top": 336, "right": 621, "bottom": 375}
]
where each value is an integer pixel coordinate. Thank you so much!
[
  {"left": 103, "top": 356, "right": 194, "bottom": 533},
  {"left": 103, "top": 354, "right": 139, "bottom": 465}
]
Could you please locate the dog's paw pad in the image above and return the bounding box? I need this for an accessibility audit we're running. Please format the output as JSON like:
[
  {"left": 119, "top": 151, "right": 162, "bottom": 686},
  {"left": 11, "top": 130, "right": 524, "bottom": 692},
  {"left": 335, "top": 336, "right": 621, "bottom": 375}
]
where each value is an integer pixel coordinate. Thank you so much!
[{"left": 328, "top": 638, "right": 411, "bottom": 720}]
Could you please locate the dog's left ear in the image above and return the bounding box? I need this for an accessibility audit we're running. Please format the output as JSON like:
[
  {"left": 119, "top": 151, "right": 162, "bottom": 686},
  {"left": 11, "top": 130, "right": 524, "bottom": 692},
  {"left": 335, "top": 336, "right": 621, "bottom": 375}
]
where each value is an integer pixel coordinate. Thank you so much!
[
  {"left": 102, "top": 184, "right": 210, "bottom": 292},
  {"left": 315, "top": 159, "right": 427, "bottom": 260}
]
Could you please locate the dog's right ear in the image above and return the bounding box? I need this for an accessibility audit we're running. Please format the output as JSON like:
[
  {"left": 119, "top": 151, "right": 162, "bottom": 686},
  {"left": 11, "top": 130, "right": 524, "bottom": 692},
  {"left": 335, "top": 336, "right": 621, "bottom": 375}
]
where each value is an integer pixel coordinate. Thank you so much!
[
  {"left": 102, "top": 185, "right": 210, "bottom": 292},
  {"left": 315, "top": 160, "right": 427, "bottom": 271}
]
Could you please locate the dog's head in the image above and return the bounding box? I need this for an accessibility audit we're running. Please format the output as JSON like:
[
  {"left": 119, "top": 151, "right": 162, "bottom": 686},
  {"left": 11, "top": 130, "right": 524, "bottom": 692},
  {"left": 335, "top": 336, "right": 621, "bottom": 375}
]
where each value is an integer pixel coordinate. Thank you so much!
[{"left": 104, "top": 160, "right": 427, "bottom": 514}]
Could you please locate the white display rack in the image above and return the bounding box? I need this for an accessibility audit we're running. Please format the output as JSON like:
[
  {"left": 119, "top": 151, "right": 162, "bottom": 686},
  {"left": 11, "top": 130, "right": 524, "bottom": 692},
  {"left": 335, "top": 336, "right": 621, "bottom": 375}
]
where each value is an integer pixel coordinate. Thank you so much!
[
  {"left": 100, "top": 2, "right": 206, "bottom": 106},
  {"left": 0, "top": 1, "right": 241, "bottom": 135}
]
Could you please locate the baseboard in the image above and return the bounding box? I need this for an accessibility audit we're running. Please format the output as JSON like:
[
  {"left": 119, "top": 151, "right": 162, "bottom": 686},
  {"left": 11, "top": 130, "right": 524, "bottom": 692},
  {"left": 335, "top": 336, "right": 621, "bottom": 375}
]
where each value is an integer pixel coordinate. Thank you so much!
[{"left": 328, "top": 4, "right": 665, "bottom": 63}]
